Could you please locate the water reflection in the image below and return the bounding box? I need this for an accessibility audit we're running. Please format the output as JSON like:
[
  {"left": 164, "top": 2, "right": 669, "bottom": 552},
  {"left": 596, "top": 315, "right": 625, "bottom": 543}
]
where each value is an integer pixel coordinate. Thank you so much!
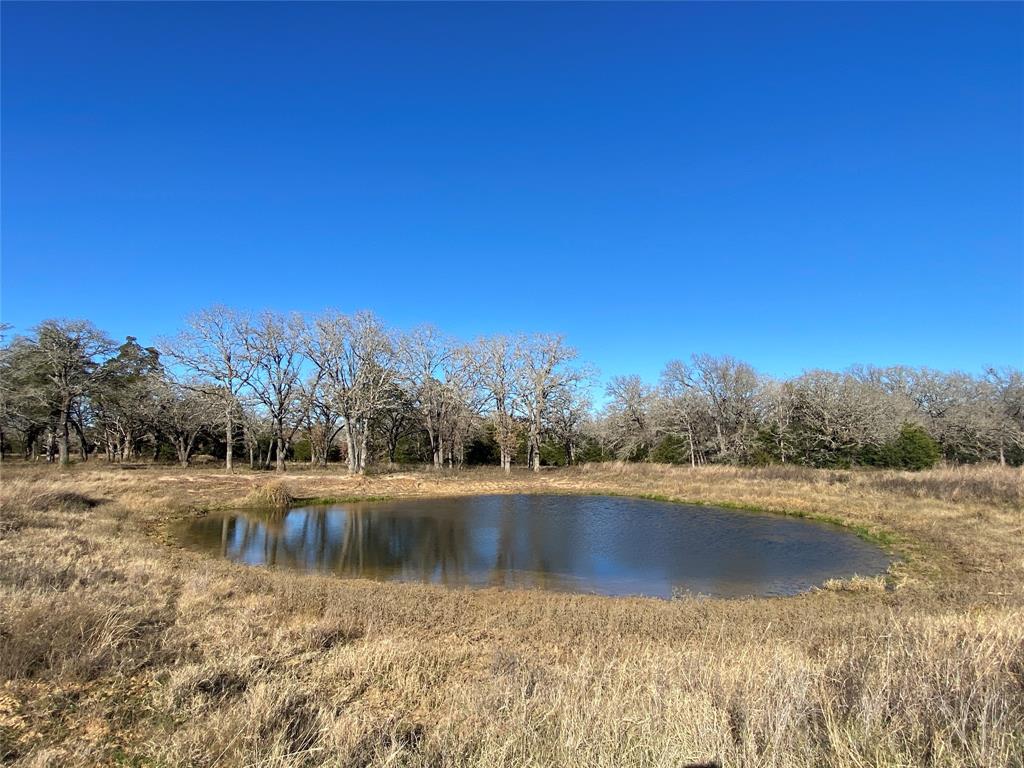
[{"left": 179, "top": 495, "right": 891, "bottom": 598}]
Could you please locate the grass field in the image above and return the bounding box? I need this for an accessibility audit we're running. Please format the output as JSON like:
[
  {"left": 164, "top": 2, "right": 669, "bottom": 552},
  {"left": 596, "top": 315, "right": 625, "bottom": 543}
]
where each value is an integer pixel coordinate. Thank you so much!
[{"left": 1, "top": 461, "right": 1021, "bottom": 767}]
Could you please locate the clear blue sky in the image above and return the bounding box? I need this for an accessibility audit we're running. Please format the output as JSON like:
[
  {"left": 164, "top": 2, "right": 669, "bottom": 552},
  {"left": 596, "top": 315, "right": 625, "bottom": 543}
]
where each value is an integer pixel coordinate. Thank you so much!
[{"left": 2, "top": 1, "right": 1022, "bottom": 384}]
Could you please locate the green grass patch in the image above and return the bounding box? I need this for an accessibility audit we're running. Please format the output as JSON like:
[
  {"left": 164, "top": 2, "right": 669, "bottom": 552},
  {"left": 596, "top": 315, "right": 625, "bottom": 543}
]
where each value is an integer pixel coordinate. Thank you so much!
[{"left": 292, "top": 494, "right": 392, "bottom": 506}]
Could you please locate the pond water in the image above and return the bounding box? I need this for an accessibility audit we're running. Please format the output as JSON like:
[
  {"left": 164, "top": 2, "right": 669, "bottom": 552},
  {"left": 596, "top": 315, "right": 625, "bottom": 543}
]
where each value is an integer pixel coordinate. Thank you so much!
[{"left": 177, "top": 494, "right": 891, "bottom": 598}]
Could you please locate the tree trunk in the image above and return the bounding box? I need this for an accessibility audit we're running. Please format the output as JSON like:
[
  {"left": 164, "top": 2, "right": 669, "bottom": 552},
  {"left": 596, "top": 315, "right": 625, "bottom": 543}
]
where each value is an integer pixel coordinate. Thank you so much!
[
  {"left": 225, "top": 412, "right": 234, "bottom": 471},
  {"left": 530, "top": 422, "right": 542, "bottom": 472},
  {"left": 345, "top": 426, "right": 358, "bottom": 474},
  {"left": 80, "top": 432, "right": 90, "bottom": 461},
  {"left": 275, "top": 434, "right": 286, "bottom": 472},
  {"left": 425, "top": 418, "right": 441, "bottom": 470},
  {"left": 387, "top": 432, "right": 399, "bottom": 464},
  {"left": 358, "top": 427, "right": 369, "bottom": 474},
  {"left": 59, "top": 423, "right": 72, "bottom": 464},
  {"left": 57, "top": 399, "right": 71, "bottom": 466}
]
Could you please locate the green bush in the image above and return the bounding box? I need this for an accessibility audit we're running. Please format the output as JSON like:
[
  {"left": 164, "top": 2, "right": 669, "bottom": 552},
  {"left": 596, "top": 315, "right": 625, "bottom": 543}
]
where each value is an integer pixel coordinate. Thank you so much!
[
  {"left": 862, "top": 423, "right": 941, "bottom": 471},
  {"left": 650, "top": 435, "right": 689, "bottom": 465},
  {"left": 892, "top": 423, "right": 941, "bottom": 470},
  {"left": 576, "top": 438, "right": 614, "bottom": 464}
]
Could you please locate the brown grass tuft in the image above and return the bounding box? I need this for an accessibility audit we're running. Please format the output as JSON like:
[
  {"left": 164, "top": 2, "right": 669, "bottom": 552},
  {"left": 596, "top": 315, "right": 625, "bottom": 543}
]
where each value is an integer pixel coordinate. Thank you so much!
[
  {"left": 820, "top": 574, "right": 888, "bottom": 593},
  {"left": 244, "top": 479, "right": 295, "bottom": 509}
]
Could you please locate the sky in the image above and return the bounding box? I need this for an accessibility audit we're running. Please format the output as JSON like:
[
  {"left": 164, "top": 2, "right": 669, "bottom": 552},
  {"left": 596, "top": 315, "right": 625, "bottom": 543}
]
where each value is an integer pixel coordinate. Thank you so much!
[{"left": 2, "top": 1, "right": 1022, "bottom": 386}]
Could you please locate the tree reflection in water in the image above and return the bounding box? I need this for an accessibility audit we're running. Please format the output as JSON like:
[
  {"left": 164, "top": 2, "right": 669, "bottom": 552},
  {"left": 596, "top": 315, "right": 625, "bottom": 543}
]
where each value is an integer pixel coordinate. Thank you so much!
[
  {"left": 214, "top": 507, "right": 471, "bottom": 582},
  {"left": 180, "top": 495, "right": 892, "bottom": 598}
]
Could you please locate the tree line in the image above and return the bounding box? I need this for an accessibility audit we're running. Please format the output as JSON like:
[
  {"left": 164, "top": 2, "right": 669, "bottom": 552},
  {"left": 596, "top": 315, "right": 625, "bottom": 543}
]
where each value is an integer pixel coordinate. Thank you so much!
[{"left": 0, "top": 309, "right": 1020, "bottom": 471}]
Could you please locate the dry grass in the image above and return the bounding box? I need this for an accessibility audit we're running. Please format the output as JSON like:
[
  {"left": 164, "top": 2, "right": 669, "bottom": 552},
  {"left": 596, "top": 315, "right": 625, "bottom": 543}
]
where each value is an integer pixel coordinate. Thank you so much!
[
  {"left": 0, "top": 461, "right": 1021, "bottom": 767},
  {"left": 244, "top": 479, "right": 295, "bottom": 509},
  {"left": 819, "top": 574, "right": 888, "bottom": 593}
]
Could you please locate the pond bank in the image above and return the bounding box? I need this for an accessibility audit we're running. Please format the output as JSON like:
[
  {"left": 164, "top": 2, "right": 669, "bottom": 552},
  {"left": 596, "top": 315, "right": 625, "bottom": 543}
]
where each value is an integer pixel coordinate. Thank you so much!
[{"left": 1, "top": 463, "right": 1021, "bottom": 767}]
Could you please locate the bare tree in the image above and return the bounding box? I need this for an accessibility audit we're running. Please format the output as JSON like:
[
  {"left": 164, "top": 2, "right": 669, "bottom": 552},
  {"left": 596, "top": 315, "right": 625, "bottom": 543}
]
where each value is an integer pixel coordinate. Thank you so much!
[
  {"left": 398, "top": 326, "right": 451, "bottom": 469},
  {"left": 985, "top": 367, "right": 1024, "bottom": 466},
  {"left": 306, "top": 311, "right": 397, "bottom": 474},
  {"left": 788, "top": 370, "right": 898, "bottom": 465},
  {"left": 604, "top": 375, "right": 654, "bottom": 460},
  {"left": 517, "top": 334, "right": 583, "bottom": 472},
  {"left": 244, "top": 311, "right": 306, "bottom": 472},
  {"left": 5, "top": 308, "right": 1022, "bottom": 472},
  {"left": 154, "top": 380, "right": 220, "bottom": 467},
  {"left": 659, "top": 361, "right": 712, "bottom": 466},
  {"left": 375, "top": 381, "right": 418, "bottom": 465},
  {"left": 397, "top": 326, "right": 484, "bottom": 470},
  {"left": 162, "top": 306, "right": 255, "bottom": 471},
  {"left": 548, "top": 378, "right": 592, "bottom": 466},
  {"left": 297, "top": 368, "right": 345, "bottom": 467},
  {"left": 439, "top": 345, "right": 486, "bottom": 468},
  {"left": 757, "top": 378, "right": 797, "bottom": 464},
  {"left": 685, "top": 354, "right": 761, "bottom": 462},
  {"left": 241, "top": 408, "right": 275, "bottom": 469},
  {"left": 477, "top": 335, "right": 522, "bottom": 474}
]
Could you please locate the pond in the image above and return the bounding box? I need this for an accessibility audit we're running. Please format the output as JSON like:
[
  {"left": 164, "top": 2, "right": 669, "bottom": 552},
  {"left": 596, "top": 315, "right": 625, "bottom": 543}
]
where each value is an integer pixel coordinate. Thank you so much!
[{"left": 177, "top": 494, "right": 891, "bottom": 598}]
